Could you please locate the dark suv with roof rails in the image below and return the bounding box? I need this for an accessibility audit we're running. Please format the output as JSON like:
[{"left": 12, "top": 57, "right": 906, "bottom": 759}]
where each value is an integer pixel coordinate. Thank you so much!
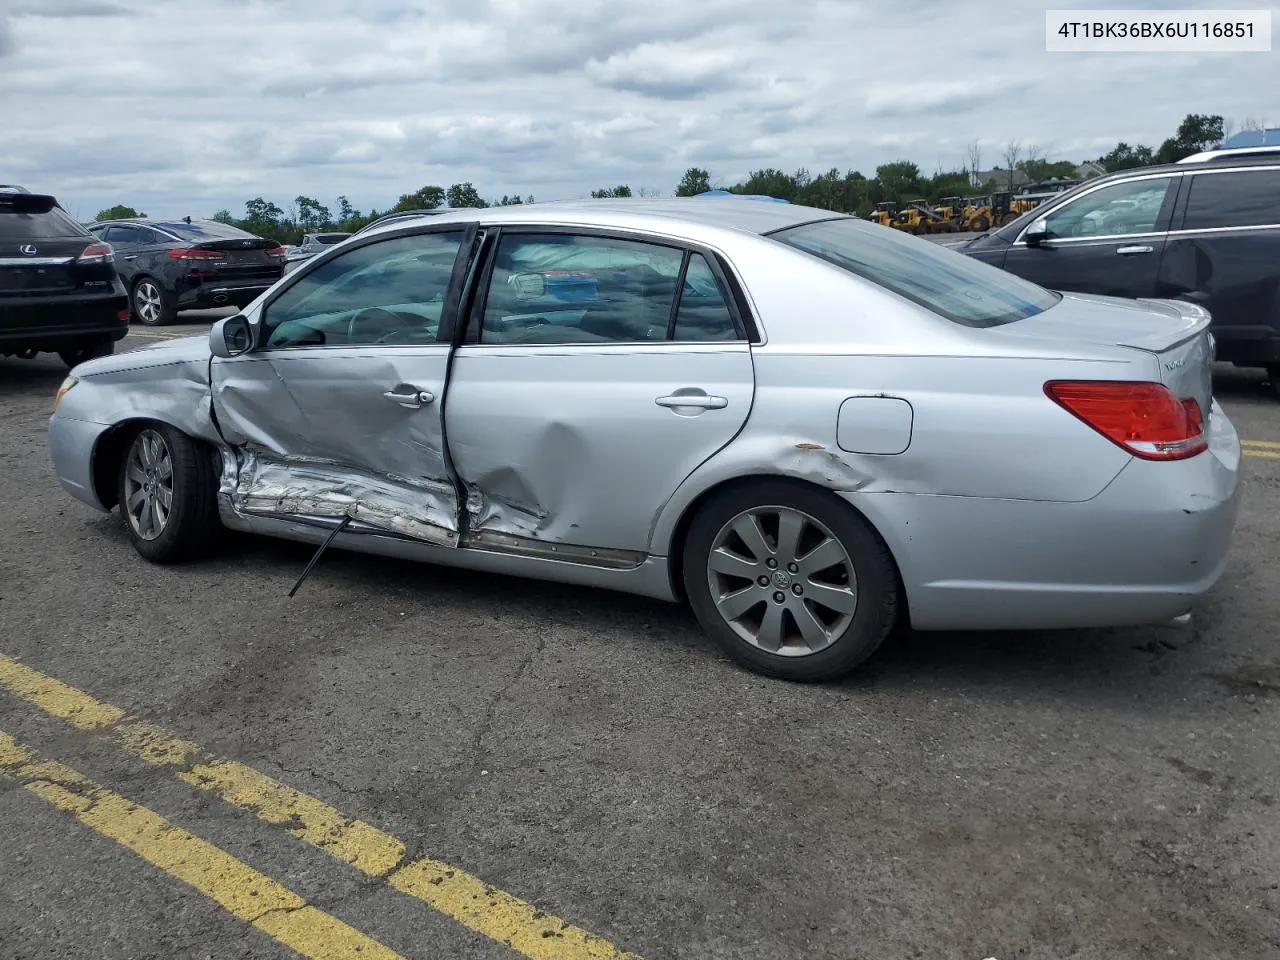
[
  {"left": 85, "top": 217, "right": 286, "bottom": 325},
  {"left": 1, "top": 187, "right": 130, "bottom": 369},
  {"left": 960, "top": 151, "right": 1280, "bottom": 398}
]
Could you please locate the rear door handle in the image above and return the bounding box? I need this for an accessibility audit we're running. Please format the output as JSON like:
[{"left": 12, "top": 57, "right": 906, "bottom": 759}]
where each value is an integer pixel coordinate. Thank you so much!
[
  {"left": 122, "top": 255, "right": 137, "bottom": 261},
  {"left": 383, "top": 386, "right": 435, "bottom": 409},
  {"left": 1116, "top": 245, "right": 1154, "bottom": 255},
  {"left": 655, "top": 393, "right": 728, "bottom": 409}
]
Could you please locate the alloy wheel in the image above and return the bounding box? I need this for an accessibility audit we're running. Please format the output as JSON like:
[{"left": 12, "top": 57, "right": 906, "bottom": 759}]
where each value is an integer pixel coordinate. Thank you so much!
[
  {"left": 706, "top": 506, "right": 859, "bottom": 657},
  {"left": 134, "top": 281, "right": 163, "bottom": 324},
  {"left": 123, "top": 429, "right": 174, "bottom": 540}
]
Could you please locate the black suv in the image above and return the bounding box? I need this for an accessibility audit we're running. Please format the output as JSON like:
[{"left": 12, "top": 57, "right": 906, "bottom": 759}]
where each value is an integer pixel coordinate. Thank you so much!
[
  {"left": 85, "top": 217, "right": 286, "bottom": 325},
  {"left": 960, "top": 150, "right": 1280, "bottom": 396},
  {"left": 1, "top": 187, "right": 130, "bottom": 368}
]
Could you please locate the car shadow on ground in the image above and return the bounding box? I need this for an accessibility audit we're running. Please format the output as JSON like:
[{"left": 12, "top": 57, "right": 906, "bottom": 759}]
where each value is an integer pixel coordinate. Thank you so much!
[
  {"left": 0, "top": 355, "right": 71, "bottom": 393},
  {"left": 170, "top": 529, "right": 1206, "bottom": 710}
]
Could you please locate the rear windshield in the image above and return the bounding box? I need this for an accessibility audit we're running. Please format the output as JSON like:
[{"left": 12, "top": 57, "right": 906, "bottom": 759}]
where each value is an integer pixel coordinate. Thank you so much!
[
  {"left": 313, "top": 233, "right": 351, "bottom": 244},
  {"left": 770, "top": 217, "right": 1061, "bottom": 327},
  {"left": 152, "top": 220, "right": 257, "bottom": 241},
  {"left": 0, "top": 203, "right": 90, "bottom": 240}
]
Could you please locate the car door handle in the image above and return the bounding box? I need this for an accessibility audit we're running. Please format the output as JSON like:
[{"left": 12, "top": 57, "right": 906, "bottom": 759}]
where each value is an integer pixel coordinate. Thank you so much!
[
  {"left": 1116, "top": 245, "right": 1154, "bottom": 255},
  {"left": 122, "top": 255, "right": 137, "bottom": 261},
  {"left": 655, "top": 393, "right": 728, "bottom": 409},
  {"left": 382, "top": 387, "right": 435, "bottom": 409}
]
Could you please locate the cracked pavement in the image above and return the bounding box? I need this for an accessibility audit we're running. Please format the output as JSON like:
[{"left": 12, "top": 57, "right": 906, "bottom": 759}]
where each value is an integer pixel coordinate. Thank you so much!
[{"left": 2, "top": 323, "right": 1279, "bottom": 959}]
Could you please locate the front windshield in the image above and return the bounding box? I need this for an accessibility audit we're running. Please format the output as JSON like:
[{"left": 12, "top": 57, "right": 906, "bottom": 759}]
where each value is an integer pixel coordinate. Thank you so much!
[{"left": 771, "top": 217, "right": 1061, "bottom": 327}]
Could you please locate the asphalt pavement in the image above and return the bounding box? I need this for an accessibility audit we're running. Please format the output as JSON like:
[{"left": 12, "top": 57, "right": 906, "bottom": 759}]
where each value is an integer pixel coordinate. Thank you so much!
[{"left": 1, "top": 317, "right": 1278, "bottom": 960}]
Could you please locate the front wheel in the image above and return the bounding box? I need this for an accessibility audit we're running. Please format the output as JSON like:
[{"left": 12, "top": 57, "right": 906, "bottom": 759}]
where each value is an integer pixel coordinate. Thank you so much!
[
  {"left": 683, "top": 481, "right": 900, "bottom": 682},
  {"left": 117, "top": 424, "right": 221, "bottom": 562}
]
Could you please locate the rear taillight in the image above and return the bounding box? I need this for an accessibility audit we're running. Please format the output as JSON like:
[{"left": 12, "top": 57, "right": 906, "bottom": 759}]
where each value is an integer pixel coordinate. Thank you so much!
[
  {"left": 167, "top": 248, "right": 223, "bottom": 261},
  {"left": 117, "top": 309, "right": 130, "bottom": 321},
  {"left": 77, "top": 242, "right": 114, "bottom": 265},
  {"left": 265, "top": 245, "right": 286, "bottom": 260},
  {"left": 1044, "top": 380, "right": 1207, "bottom": 461}
]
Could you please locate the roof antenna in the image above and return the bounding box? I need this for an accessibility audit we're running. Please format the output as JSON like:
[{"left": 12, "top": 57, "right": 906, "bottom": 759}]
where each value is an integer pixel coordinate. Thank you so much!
[{"left": 183, "top": 215, "right": 192, "bottom": 224}]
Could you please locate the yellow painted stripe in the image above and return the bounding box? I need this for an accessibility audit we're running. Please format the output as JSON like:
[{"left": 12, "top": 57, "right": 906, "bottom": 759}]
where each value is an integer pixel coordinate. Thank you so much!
[
  {"left": 0, "top": 731, "right": 403, "bottom": 960},
  {"left": 0, "top": 653, "right": 643, "bottom": 959},
  {"left": 1242, "top": 439, "right": 1280, "bottom": 450},
  {"left": 1246, "top": 449, "right": 1280, "bottom": 460}
]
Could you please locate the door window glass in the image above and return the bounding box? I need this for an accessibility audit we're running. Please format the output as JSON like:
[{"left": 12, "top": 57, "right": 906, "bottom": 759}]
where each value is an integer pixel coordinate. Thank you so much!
[
  {"left": 1182, "top": 170, "right": 1280, "bottom": 230},
  {"left": 263, "top": 231, "right": 465, "bottom": 348},
  {"left": 672, "top": 253, "right": 741, "bottom": 341},
  {"left": 479, "top": 233, "right": 684, "bottom": 344},
  {"left": 1040, "top": 176, "right": 1175, "bottom": 238},
  {"left": 104, "top": 225, "right": 141, "bottom": 245}
]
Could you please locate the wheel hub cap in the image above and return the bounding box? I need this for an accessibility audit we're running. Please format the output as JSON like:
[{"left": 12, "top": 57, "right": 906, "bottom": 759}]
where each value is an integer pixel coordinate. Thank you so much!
[
  {"left": 706, "top": 505, "right": 859, "bottom": 658},
  {"left": 123, "top": 430, "right": 173, "bottom": 541}
]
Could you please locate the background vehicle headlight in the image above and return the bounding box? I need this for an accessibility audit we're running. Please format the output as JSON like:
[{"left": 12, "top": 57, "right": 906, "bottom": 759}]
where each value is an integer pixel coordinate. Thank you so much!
[{"left": 53, "top": 376, "right": 79, "bottom": 411}]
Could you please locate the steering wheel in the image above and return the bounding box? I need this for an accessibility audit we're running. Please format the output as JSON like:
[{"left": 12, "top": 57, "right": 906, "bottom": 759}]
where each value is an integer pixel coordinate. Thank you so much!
[{"left": 346, "top": 307, "right": 417, "bottom": 345}]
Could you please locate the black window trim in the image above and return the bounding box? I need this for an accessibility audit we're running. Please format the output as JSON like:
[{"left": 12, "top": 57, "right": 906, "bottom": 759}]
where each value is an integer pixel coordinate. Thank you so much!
[
  {"left": 252, "top": 221, "right": 476, "bottom": 353},
  {"left": 1171, "top": 164, "right": 1280, "bottom": 233},
  {"left": 459, "top": 223, "right": 758, "bottom": 347}
]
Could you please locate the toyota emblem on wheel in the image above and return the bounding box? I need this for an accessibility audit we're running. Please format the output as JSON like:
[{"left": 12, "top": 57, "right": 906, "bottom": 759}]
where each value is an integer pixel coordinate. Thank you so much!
[{"left": 19, "top": 244, "right": 37, "bottom": 255}]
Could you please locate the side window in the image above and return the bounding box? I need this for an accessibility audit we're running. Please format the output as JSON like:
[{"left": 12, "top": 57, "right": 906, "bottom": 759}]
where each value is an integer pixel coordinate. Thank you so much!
[
  {"left": 262, "top": 231, "right": 464, "bottom": 349},
  {"left": 1183, "top": 170, "right": 1280, "bottom": 230},
  {"left": 479, "top": 233, "right": 683, "bottom": 344},
  {"left": 104, "top": 225, "right": 140, "bottom": 245},
  {"left": 1041, "top": 176, "right": 1176, "bottom": 239},
  {"left": 672, "top": 253, "right": 741, "bottom": 341}
]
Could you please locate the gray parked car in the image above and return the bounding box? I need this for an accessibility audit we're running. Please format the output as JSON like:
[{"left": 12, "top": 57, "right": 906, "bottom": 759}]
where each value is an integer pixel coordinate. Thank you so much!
[{"left": 46, "top": 199, "right": 1241, "bottom": 681}]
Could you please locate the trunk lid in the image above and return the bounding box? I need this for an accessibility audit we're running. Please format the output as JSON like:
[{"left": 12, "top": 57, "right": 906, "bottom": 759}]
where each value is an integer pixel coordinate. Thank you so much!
[
  {"left": 1002, "top": 290, "right": 1214, "bottom": 418},
  {"left": 188, "top": 238, "right": 282, "bottom": 281}
]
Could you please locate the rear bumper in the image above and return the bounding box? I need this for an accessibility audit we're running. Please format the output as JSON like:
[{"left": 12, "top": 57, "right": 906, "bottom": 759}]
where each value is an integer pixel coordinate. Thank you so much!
[
  {"left": 177, "top": 277, "right": 280, "bottom": 310},
  {"left": 852, "top": 400, "right": 1243, "bottom": 631},
  {"left": 49, "top": 414, "right": 113, "bottom": 512},
  {"left": 0, "top": 292, "right": 130, "bottom": 349}
]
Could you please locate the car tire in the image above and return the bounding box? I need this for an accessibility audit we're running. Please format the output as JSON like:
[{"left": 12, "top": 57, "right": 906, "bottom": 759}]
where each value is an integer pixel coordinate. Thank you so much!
[
  {"left": 1267, "top": 366, "right": 1280, "bottom": 401},
  {"left": 116, "top": 424, "right": 221, "bottom": 563},
  {"left": 682, "top": 480, "right": 900, "bottom": 682},
  {"left": 58, "top": 337, "right": 114, "bottom": 369},
  {"left": 131, "top": 277, "right": 175, "bottom": 326},
  {"left": 970, "top": 216, "right": 989, "bottom": 232}
]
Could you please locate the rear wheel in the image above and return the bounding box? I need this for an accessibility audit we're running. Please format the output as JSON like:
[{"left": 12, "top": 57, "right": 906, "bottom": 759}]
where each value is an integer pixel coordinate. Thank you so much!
[
  {"left": 132, "top": 278, "right": 175, "bottom": 326},
  {"left": 58, "top": 337, "right": 114, "bottom": 369},
  {"left": 683, "top": 481, "right": 899, "bottom": 682},
  {"left": 117, "top": 424, "right": 221, "bottom": 562},
  {"left": 970, "top": 215, "right": 989, "bottom": 232}
]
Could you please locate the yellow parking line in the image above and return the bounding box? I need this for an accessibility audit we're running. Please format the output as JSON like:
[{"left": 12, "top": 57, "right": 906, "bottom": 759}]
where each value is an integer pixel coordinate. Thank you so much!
[
  {"left": 0, "top": 730, "right": 403, "bottom": 960},
  {"left": 126, "top": 331, "right": 186, "bottom": 340},
  {"left": 1243, "top": 439, "right": 1280, "bottom": 450},
  {"left": 1246, "top": 450, "right": 1280, "bottom": 460},
  {"left": 0, "top": 654, "right": 642, "bottom": 960}
]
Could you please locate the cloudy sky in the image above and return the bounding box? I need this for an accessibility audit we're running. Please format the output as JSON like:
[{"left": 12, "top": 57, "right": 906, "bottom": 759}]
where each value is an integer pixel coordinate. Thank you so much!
[{"left": 1, "top": 0, "right": 1275, "bottom": 220}]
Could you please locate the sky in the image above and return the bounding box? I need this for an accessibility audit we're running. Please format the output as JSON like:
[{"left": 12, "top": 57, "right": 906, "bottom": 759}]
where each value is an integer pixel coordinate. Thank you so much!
[{"left": 0, "top": 0, "right": 1276, "bottom": 221}]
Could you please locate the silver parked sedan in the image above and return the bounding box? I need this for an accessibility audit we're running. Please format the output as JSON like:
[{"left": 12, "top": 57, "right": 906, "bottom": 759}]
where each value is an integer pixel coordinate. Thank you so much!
[{"left": 47, "top": 199, "right": 1242, "bottom": 681}]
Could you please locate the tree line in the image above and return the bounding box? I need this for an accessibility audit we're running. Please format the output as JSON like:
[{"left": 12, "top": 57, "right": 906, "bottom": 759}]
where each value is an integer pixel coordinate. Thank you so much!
[{"left": 91, "top": 113, "right": 1238, "bottom": 244}]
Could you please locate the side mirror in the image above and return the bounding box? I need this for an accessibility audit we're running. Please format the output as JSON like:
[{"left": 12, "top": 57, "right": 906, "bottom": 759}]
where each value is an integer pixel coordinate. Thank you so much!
[
  {"left": 209, "top": 315, "right": 253, "bottom": 358},
  {"left": 1024, "top": 218, "right": 1051, "bottom": 247}
]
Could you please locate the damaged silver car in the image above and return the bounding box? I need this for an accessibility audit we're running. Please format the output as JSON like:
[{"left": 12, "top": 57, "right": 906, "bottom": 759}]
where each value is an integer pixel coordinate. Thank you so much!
[{"left": 48, "top": 199, "right": 1242, "bottom": 681}]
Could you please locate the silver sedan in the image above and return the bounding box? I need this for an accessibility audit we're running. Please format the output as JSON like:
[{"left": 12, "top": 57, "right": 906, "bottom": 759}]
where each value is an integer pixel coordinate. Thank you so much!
[{"left": 47, "top": 199, "right": 1242, "bottom": 681}]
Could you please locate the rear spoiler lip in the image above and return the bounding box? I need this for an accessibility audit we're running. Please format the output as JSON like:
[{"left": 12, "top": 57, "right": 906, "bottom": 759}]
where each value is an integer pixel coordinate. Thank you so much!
[
  {"left": 0, "top": 193, "right": 60, "bottom": 214},
  {"left": 1121, "top": 297, "right": 1212, "bottom": 352}
]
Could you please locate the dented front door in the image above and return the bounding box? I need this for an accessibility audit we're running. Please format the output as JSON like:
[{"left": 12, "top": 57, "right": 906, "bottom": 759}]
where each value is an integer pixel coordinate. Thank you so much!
[{"left": 210, "top": 226, "right": 476, "bottom": 545}]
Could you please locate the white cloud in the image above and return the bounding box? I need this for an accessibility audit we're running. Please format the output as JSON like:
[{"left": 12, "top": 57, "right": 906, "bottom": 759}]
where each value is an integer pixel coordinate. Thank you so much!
[{"left": 0, "top": 0, "right": 1274, "bottom": 218}]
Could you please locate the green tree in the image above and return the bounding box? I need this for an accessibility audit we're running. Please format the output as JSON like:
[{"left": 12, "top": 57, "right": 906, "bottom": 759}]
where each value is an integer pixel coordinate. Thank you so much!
[
  {"left": 93, "top": 204, "right": 145, "bottom": 221},
  {"left": 675, "top": 167, "right": 711, "bottom": 197},
  {"left": 392, "top": 185, "right": 445, "bottom": 212},
  {"left": 211, "top": 209, "right": 235, "bottom": 224},
  {"left": 494, "top": 195, "right": 524, "bottom": 205},
  {"left": 923, "top": 170, "right": 973, "bottom": 200},
  {"left": 1019, "top": 159, "right": 1080, "bottom": 181},
  {"left": 446, "top": 182, "right": 487, "bottom": 208},
  {"left": 295, "top": 195, "right": 332, "bottom": 231},
  {"left": 875, "top": 161, "right": 923, "bottom": 202},
  {"left": 735, "top": 168, "right": 802, "bottom": 201},
  {"left": 1155, "top": 113, "right": 1225, "bottom": 164},
  {"left": 590, "top": 185, "right": 633, "bottom": 198},
  {"left": 1098, "top": 142, "right": 1155, "bottom": 172},
  {"left": 335, "top": 195, "right": 356, "bottom": 223}
]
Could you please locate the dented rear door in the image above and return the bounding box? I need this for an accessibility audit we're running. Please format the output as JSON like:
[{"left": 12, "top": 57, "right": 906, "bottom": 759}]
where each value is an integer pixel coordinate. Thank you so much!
[
  {"left": 444, "top": 229, "right": 755, "bottom": 556},
  {"left": 210, "top": 225, "right": 478, "bottom": 545}
]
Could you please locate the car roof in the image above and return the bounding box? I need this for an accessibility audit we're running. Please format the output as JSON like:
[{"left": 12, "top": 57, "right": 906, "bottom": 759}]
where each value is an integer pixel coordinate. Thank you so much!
[{"left": 359, "top": 197, "right": 838, "bottom": 241}]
